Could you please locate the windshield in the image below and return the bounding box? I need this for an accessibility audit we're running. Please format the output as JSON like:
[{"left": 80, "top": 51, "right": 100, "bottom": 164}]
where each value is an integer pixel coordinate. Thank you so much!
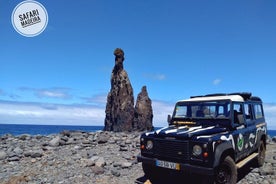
[{"left": 173, "top": 100, "right": 231, "bottom": 119}]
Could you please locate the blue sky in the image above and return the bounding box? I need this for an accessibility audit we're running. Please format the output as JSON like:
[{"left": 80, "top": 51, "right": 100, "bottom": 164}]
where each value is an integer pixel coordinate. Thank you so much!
[{"left": 1, "top": 0, "right": 276, "bottom": 129}]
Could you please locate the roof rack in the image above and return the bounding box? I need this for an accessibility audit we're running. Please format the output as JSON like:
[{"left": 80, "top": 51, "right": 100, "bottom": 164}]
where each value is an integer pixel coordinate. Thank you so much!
[
  {"left": 250, "top": 96, "right": 262, "bottom": 102},
  {"left": 190, "top": 92, "right": 253, "bottom": 100}
]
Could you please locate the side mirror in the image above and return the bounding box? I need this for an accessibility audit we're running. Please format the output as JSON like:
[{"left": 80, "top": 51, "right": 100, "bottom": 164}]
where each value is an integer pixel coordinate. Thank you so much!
[{"left": 167, "top": 114, "right": 172, "bottom": 125}]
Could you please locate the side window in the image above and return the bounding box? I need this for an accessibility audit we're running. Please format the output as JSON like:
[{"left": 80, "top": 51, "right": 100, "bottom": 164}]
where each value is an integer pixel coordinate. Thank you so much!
[
  {"left": 233, "top": 103, "right": 245, "bottom": 124},
  {"left": 175, "top": 106, "right": 187, "bottom": 117},
  {"left": 244, "top": 103, "right": 253, "bottom": 120},
  {"left": 218, "top": 106, "right": 224, "bottom": 115},
  {"left": 253, "top": 104, "right": 264, "bottom": 119}
]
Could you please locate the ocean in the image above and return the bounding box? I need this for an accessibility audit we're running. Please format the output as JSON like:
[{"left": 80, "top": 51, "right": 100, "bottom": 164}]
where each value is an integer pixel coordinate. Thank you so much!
[
  {"left": 0, "top": 124, "right": 104, "bottom": 136},
  {"left": 0, "top": 124, "right": 276, "bottom": 137}
]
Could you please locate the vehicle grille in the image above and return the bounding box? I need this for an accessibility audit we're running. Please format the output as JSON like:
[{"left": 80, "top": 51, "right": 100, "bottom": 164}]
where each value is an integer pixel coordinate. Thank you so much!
[{"left": 153, "top": 138, "right": 189, "bottom": 161}]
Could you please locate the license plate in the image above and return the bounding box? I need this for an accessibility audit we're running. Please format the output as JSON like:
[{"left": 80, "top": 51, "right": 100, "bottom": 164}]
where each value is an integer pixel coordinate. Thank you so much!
[{"left": 156, "top": 160, "right": 180, "bottom": 170}]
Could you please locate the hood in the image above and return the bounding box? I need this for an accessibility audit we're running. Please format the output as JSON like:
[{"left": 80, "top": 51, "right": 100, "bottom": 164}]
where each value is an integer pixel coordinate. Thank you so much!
[{"left": 148, "top": 125, "right": 227, "bottom": 139}]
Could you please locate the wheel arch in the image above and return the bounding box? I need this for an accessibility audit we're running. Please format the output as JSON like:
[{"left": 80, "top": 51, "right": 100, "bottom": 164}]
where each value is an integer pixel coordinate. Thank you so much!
[{"left": 213, "top": 142, "right": 235, "bottom": 168}]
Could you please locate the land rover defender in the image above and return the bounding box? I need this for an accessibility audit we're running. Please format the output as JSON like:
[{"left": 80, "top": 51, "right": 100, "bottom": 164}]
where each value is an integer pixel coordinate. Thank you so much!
[{"left": 138, "top": 93, "right": 267, "bottom": 184}]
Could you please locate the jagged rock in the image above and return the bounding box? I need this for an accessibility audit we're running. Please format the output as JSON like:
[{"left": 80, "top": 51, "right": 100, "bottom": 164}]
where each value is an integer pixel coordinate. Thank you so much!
[
  {"left": 104, "top": 48, "right": 135, "bottom": 132},
  {"left": 134, "top": 86, "right": 153, "bottom": 131}
]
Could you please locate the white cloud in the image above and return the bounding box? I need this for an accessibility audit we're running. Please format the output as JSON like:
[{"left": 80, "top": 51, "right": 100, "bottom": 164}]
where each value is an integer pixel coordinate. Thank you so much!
[
  {"left": 143, "top": 73, "right": 166, "bottom": 81},
  {"left": 38, "top": 90, "right": 67, "bottom": 98},
  {"left": 0, "top": 101, "right": 105, "bottom": 126},
  {"left": 82, "top": 94, "right": 107, "bottom": 106},
  {"left": 263, "top": 103, "right": 276, "bottom": 130},
  {"left": 213, "top": 78, "right": 222, "bottom": 85},
  {"left": 0, "top": 100, "right": 275, "bottom": 130},
  {"left": 19, "top": 87, "right": 72, "bottom": 99},
  {"left": 152, "top": 100, "right": 175, "bottom": 127}
]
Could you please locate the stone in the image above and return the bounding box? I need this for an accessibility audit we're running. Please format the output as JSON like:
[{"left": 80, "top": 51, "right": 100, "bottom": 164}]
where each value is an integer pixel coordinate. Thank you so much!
[
  {"left": 18, "top": 134, "right": 31, "bottom": 140},
  {"left": 90, "top": 156, "right": 99, "bottom": 162},
  {"left": 111, "top": 168, "right": 121, "bottom": 177},
  {"left": 30, "top": 151, "right": 43, "bottom": 158},
  {"left": 8, "top": 156, "right": 20, "bottom": 162},
  {"left": 49, "top": 136, "right": 61, "bottom": 147},
  {"left": 121, "top": 162, "right": 132, "bottom": 168},
  {"left": 85, "top": 159, "right": 95, "bottom": 167},
  {"left": 91, "top": 166, "right": 105, "bottom": 175},
  {"left": 95, "top": 157, "right": 106, "bottom": 167},
  {"left": 13, "top": 147, "right": 23, "bottom": 155},
  {"left": 97, "top": 134, "right": 110, "bottom": 144},
  {"left": 272, "top": 136, "right": 276, "bottom": 143},
  {"left": 104, "top": 48, "right": 135, "bottom": 132},
  {"left": 61, "top": 130, "right": 71, "bottom": 137},
  {"left": 113, "top": 162, "right": 121, "bottom": 167},
  {"left": 0, "top": 151, "right": 7, "bottom": 160}
]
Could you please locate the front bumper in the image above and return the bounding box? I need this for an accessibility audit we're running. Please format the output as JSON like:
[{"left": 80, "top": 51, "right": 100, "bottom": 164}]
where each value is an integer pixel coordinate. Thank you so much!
[{"left": 137, "top": 154, "right": 214, "bottom": 176}]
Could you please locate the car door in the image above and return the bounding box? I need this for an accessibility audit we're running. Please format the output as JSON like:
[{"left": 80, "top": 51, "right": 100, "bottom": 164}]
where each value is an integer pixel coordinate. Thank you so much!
[{"left": 232, "top": 103, "right": 251, "bottom": 160}]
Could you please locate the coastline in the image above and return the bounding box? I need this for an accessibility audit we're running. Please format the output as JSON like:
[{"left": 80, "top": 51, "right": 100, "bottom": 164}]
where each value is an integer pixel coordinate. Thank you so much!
[{"left": 0, "top": 124, "right": 276, "bottom": 137}]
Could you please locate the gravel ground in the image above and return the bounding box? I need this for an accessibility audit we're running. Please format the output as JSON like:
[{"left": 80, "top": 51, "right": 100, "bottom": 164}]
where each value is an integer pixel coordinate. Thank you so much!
[{"left": 0, "top": 131, "right": 275, "bottom": 184}]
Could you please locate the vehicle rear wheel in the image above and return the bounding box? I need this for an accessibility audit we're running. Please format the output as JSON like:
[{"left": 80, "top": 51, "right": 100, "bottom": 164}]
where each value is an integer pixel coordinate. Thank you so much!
[
  {"left": 256, "top": 140, "right": 266, "bottom": 167},
  {"left": 215, "top": 156, "right": 237, "bottom": 184}
]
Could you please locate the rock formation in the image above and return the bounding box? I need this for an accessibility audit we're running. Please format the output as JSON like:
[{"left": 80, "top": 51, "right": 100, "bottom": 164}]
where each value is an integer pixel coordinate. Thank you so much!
[
  {"left": 104, "top": 48, "right": 153, "bottom": 132},
  {"left": 104, "top": 48, "right": 135, "bottom": 132},
  {"left": 134, "top": 86, "right": 153, "bottom": 131}
]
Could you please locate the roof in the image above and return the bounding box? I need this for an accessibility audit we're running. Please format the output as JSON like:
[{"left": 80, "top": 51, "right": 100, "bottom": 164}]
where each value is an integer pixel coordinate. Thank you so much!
[{"left": 179, "top": 95, "right": 245, "bottom": 103}]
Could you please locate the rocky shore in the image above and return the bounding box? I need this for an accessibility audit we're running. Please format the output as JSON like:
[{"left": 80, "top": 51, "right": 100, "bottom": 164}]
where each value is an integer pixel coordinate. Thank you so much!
[{"left": 0, "top": 131, "right": 275, "bottom": 184}]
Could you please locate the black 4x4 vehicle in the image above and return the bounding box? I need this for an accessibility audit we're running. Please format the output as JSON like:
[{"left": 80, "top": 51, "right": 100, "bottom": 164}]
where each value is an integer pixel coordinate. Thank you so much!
[{"left": 138, "top": 93, "right": 267, "bottom": 184}]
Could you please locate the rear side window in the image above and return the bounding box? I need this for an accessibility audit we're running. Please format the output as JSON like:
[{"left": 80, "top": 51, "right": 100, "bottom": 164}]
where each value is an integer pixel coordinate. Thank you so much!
[{"left": 253, "top": 104, "right": 264, "bottom": 119}]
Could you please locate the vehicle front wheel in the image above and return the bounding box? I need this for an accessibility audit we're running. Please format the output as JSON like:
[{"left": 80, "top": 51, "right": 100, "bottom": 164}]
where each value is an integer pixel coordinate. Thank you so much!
[
  {"left": 142, "top": 163, "right": 159, "bottom": 182},
  {"left": 215, "top": 156, "right": 237, "bottom": 184}
]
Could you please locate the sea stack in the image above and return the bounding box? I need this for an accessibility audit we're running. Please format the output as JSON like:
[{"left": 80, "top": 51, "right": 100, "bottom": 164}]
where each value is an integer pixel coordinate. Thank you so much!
[
  {"left": 134, "top": 86, "right": 154, "bottom": 131},
  {"left": 104, "top": 48, "right": 135, "bottom": 132}
]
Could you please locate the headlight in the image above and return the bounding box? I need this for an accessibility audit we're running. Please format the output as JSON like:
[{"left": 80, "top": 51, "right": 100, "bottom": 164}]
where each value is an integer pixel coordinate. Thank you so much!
[
  {"left": 146, "top": 140, "right": 153, "bottom": 150},
  {"left": 192, "top": 145, "right": 202, "bottom": 156}
]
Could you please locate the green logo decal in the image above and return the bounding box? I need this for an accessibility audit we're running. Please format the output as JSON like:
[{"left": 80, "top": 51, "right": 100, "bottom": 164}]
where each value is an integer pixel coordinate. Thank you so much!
[{"left": 237, "top": 133, "right": 244, "bottom": 151}]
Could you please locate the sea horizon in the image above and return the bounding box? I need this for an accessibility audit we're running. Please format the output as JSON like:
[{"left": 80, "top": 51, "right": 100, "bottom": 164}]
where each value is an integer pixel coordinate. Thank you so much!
[{"left": 0, "top": 123, "right": 276, "bottom": 137}]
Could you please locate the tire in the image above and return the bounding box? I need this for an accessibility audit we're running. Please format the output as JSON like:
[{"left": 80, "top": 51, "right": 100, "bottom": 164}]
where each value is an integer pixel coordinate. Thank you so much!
[
  {"left": 142, "top": 163, "right": 159, "bottom": 182},
  {"left": 256, "top": 140, "right": 266, "bottom": 167},
  {"left": 215, "top": 156, "right": 237, "bottom": 184}
]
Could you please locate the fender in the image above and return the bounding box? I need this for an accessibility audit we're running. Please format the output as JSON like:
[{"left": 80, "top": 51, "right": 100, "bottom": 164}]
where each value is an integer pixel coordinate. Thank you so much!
[{"left": 213, "top": 141, "right": 234, "bottom": 168}]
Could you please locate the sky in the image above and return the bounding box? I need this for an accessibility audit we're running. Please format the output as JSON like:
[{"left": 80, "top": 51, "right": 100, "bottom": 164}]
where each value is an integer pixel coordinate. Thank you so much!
[{"left": 0, "top": 0, "right": 276, "bottom": 129}]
